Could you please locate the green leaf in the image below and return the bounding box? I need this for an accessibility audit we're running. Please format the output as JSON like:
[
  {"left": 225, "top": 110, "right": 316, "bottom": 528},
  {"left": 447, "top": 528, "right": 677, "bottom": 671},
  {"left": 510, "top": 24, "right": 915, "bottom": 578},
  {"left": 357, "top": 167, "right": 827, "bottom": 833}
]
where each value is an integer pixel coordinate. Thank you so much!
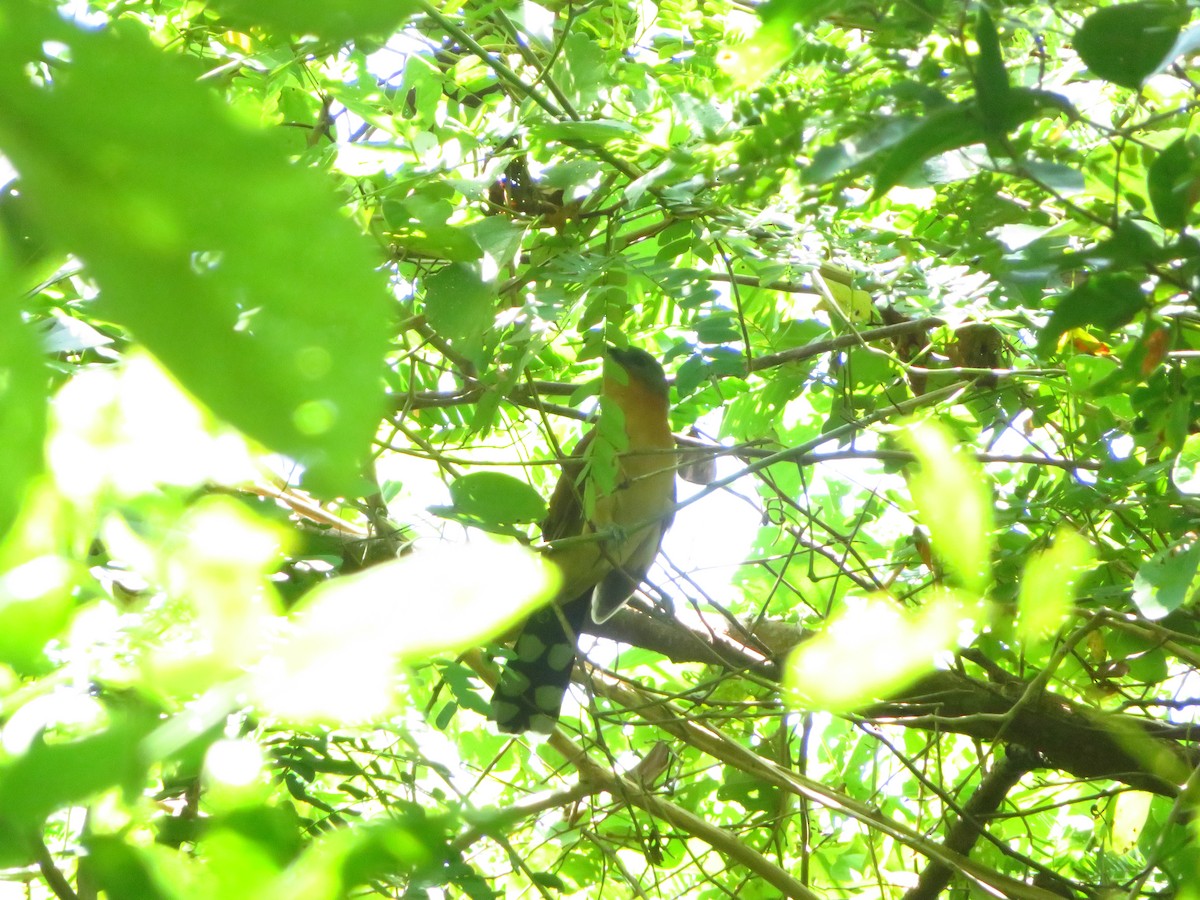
[
  {"left": 0, "top": 179, "right": 55, "bottom": 276},
  {"left": 1132, "top": 536, "right": 1200, "bottom": 619},
  {"left": 0, "top": 557, "right": 73, "bottom": 673},
  {"left": 1110, "top": 791, "right": 1154, "bottom": 855},
  {"left": 973, "top": 8, "right": 1012, "bottom": 147},
  {"left": 0, "top": 711, "right": 153, "bottom": 832},
  {"left": 531, "top": 120, "right": 641, "bottom": 146},
  {"left": 1036, "top": 275, "right": 1146, "bottom": 355},
  {"left": 1010, "top": 87, "right": 1078, "bottom": 122},
  {"left": 717, "top": 768, "right": 780, "bottom": 813},
  {"left": 898, "top": 420, "right": 994, "bottom": 593},
  {"left": 531, "top": 871, "right": 569, "bottom": 891},
  {"left": 440, "top": 660, "right": 493, "bottom": 716},
  {"left": 385, "top": 191, "right": 484, "bottom": 261},
  {"left": 673, "top": 354, "right": 709, "bottom": 397},
  {"left": 207, "top": 0, "right": 420, "bottom": 42},
  {"left": 757, "top": 0, "right": 838, "bottom": 28},
  {"left": 389, "top": 223, "right": 483, "bottom": 262},
  {"left": 695, "top": 313, "right": 743, "bottom": 344},
  {"left": 1066, "top": 354, "right": 1119, "bottom": 394},
  {"left": 1148, "top": 136, "right": 1200, "bottom": 230},
  {"left": 555, "top": 32, "right": 606, "bottom": 108},
  {"left": 1126, "top": 647, "right": 1169, "bottom": 684},
  {"left": 1023, "top": 159, "right": 1085, "bottom": 194},
  {"left": 465, "top": 217, "right": 527, "bottom": 267},
  {"left": 873, "top": 88, "right": 1072, "bottom": 198},
  {"left": 313, "top": 819, "right": 450, "bottom": 895},
  {"left": 1173, "top": 432, "right": 1200, "bottom": 494},
  {"left": 784, "top": 592, "right": 967, "bottom": 712},
  {"left": 254, "top": 540, "right": 558, "bottom": 723},
  {"left": 719, "top": 18, "right": 797, "bottom": 88},
  {"left": 587, "top": 396, "right": 628, "bottom": 498},
  {"left": 803, "top": 117, "right": 913, "bottom": 184},
  {"left": 872, "top": 105, "right": 984, "bottom": 199},
  {"left": 0, "top": 296, "right": 45, "bottom": 542},
  {"left": 0, "top": 8, "right": 390, "bottom": 495},
  {"left": 805, "top": 143, "right": 859, "bottom": 183},
  {"left": 1074, "top": 2, "right": 1187, "bottom": 90},
  {"left": 1160, "top": 23, "right": 1200, "bottom": 75},
  {"left": 1088, "top": 218, "right": 1166, "bottom": 270},
  {"left": 83, "top": 836, "right": 170, "bottom": 900},
  {"left": 1016, "top": 529, "right": 1093, "bottom": 641},
  {"left": 448, "top": 472, "right": 548, "bottom": 527},
  {"left": 423, "top": 263, "right": 494, "bottom": 362},
  {"left": 399, "top": 55, "right": 443, "bottom": 126}
]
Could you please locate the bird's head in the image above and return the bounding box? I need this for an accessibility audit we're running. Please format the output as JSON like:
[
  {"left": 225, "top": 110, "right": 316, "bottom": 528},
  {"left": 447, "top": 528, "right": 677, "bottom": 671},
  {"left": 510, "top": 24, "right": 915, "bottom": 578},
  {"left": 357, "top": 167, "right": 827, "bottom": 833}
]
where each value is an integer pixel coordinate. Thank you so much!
[{"left": 605, "top": 345, "right": 669, "bottom": 399}]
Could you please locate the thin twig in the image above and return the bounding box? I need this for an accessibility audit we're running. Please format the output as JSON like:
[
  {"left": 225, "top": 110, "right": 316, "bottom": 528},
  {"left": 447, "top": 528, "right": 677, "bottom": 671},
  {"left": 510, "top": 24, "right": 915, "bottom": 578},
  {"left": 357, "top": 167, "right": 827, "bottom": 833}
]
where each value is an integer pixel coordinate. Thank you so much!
[
  {"left": 586, "top": 671, "right": 1068, "bottom": 900},
  {"left": 33, "top": 836, "right": 77, "bottom": 900},
  {"left": 463, "top": 652, "right": 817, "bottom": 899}
]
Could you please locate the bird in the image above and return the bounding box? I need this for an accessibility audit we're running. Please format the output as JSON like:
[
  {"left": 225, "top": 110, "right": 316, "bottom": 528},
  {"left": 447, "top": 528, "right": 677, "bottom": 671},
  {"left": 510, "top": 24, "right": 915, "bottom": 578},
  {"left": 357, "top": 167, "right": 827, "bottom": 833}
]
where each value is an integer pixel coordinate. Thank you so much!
[{"left": 488, "top": 345, "right": 677, "bottom": 734}]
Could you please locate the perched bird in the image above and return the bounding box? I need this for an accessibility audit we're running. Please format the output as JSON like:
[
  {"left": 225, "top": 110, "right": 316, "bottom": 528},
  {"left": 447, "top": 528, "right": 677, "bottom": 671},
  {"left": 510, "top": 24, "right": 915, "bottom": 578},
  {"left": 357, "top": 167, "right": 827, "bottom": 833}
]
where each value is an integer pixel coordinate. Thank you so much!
[{"left": 489, "top": 346, "right": 677, "bottom": 733}]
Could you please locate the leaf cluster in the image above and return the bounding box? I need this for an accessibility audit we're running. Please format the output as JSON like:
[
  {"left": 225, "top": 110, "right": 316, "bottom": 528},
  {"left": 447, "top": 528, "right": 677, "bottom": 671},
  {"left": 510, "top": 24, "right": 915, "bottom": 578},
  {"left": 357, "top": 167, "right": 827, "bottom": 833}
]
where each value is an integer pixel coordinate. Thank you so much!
[{"left": 4, "top": 0, "right": 1200, "bottom": 898}]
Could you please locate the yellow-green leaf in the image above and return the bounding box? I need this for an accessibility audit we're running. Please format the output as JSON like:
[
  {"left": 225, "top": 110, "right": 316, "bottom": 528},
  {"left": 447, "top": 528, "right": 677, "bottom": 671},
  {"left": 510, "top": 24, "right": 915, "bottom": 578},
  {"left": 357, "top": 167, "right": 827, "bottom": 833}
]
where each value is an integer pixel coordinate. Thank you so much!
[
  {"left": 783, "top": 592, "right": 967, "bottom": 713},
  {"left": 899, "top": 421, "right": 994, "bottom": 593},
  {"left": 1017, "top": 529, "right": 1094, "bottom": 640},
  {"left": 1110, "top": 790, "right": 1153, "bottom": 855},
  {"left": 448, "top": 472, "right": 547, "bottom": 527},
  {"left": 1172, "top": 432, "right": 1200, "bottom": 494},
  {"left": 253, "top": 539, "right": 558, "bottom": 723}
]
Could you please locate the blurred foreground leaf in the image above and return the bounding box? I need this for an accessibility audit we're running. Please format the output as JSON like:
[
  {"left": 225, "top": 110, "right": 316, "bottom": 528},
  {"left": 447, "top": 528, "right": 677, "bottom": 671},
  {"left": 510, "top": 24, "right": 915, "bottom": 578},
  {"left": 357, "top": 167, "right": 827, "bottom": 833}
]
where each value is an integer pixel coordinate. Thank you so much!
[
  {"left": 784, "top": 592, "right": 968, "bottom": 712},
  {"left": 253, "top": 540, "right": 558, "bottom": 722},
  {"left": 899, "top": 420, "right": 994, "bottom": 593},
  {"left": 0, "top": 5, "right": 389, "bottom": 494}
]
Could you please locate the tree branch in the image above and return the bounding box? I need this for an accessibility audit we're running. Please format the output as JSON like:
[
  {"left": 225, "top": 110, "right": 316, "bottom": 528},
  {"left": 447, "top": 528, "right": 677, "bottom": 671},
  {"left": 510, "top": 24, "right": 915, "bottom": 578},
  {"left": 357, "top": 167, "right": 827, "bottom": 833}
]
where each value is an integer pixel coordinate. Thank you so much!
[
  {"left": 546, "top": 729, "right": 821, "bottom": 900},
  {"left": 747, "top": 318, "right": 945, "bottom": 372},
  {"left": 585, "top": 609, "right": 1198, "bottom": 796},
  {"left": 902, "top": 747, "right": 1043, "bottom": 900},
  {"left": 463, "top": 651, "right": 817, "bottom": 899},
  {"left": 584, "top": 669, "right": 1068, "bottom": 900},
  {"left": 33, "top": 836, "right": 77, "bottom": 900}
]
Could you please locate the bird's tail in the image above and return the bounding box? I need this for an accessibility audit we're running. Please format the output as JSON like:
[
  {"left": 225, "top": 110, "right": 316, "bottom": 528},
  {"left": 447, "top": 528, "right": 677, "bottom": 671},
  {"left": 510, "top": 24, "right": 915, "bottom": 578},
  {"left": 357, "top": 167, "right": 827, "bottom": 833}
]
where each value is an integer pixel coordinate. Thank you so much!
[{"left": 489, "top": 594, "right": 590, "bottom": 733}]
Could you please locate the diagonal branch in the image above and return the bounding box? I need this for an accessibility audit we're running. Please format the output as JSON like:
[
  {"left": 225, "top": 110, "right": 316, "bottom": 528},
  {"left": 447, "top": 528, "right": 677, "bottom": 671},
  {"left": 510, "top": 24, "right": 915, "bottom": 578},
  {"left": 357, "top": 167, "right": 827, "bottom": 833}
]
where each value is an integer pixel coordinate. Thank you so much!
[
  {"left": 902, "top": 747, "right": 1044, "bottom": 900},
  {"left": 462, "top": 650, "right": 818, "bottom": 899},
  {"left": 586, "top": 669, "right": 1069, "bottom": 900},
  {"left": 586, "top": 608, "right": 1198, "bottom": 796}
]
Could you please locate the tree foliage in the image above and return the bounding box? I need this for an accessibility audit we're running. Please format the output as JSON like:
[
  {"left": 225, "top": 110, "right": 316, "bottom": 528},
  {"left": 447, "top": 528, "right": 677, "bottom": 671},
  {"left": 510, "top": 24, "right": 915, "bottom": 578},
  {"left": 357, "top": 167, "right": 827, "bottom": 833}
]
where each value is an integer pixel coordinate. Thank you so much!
[{"left": 3, "top": 0, "right": 1200, "bottom": 897}]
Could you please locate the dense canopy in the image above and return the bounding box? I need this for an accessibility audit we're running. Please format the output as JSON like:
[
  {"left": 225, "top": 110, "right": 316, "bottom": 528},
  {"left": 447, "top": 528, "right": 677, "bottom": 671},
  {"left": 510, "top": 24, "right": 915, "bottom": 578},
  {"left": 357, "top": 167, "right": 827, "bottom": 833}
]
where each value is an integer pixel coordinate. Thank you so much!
[{"left": 3, "top": 0, "right": 1200, "bottom": 897}]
